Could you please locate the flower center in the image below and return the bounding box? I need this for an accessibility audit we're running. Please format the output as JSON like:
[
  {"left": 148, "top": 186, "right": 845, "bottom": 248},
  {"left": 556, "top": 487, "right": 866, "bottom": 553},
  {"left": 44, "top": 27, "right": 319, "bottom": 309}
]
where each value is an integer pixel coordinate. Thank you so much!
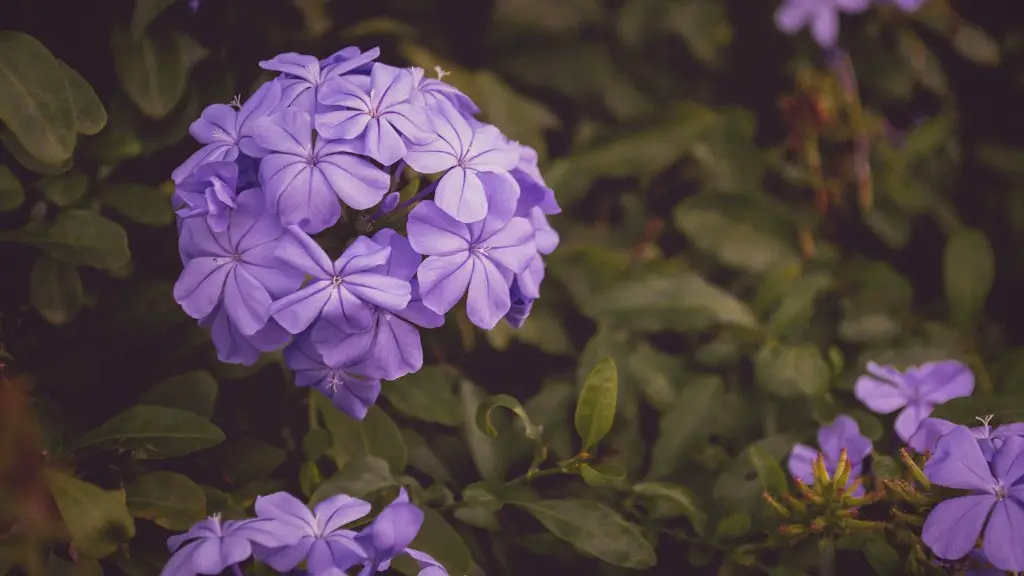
[
  {"left": 471, "top": 244, "right": 490, "bottom": 256},
  {"left": 331, "top": 275, "right": 343, "bottom": 288},
  {"left": 995, "top": 483, "right": 1008, "bottom": 500}
]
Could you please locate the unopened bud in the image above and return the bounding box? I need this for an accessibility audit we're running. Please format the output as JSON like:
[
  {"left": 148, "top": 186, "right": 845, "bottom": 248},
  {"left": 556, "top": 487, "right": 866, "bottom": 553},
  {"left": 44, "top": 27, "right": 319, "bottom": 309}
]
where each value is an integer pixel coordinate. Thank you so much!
[
  {"left": 763, "top": 492, "right": 791, "bottom": 518},
  {"left": 812, "top": 453, "right": 831, "bottom": 487},
  {"left": 809, "top": 517, "right": 827, "bottom": 533},
  {"left": 778, "top": 524, "right": 807, "bottom": 537},
  {"left": 833, "top": 448, "right": 851, "bottom": 491},
  {"left": 899, "top": 448, "right": 931, "bottom": 490}
]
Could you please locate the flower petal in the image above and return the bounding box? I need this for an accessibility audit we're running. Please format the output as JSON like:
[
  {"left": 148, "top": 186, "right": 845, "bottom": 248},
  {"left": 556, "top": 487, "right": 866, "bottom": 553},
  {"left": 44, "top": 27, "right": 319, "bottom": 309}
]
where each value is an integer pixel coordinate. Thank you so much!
[
  {"left": 435, "top": 166, "right": 487, "bottom": 223},
  {"left": 786, "top": 443, "right": 818, "bottom": 485},
  {"left": 993, "top": 435, "right": 1024, "bottom": 486},
  {"left": 174, "top": 258, "right": 230, "bottom": 320},
  {"left": 983, "top": 496, "right": 1024, "bottom": 571},
  {"left": 270, "top": 281, "right": 333, "bottom": 334},
  {"left": 417, "top": 253, "right": 473, "bottom": 315},
  {"left": 316, "top": 494, "right": 373, "bottom": 535},
  {"left": 223, "top": 266, "right": 273, "bottom": 336},
  {"left": 364, "top": 116, "right": 406, "bottom": 166},
  {"left": 274, "top": 225, "right": 334, "bottom": 278},
  {"left": 466, "top": 255, "right": 513, "bottom": 330},
  {"left": 316, "top": 147, "right": 389, "bottom": 210},
  {"left": 914, "top": 360, "right": 975, "bottom": 405},
  {"left": 894, "top": 402, "right": 933, "bottom": 443},
  {"left": 922, "top": 494, "right": 995, "bottom": 561},
  {"left": 924, "top": 426, "right": 997, "bottom": 491},
  {"left": 407, "top": 201, "right": 471, "bottom": 257},
  {"left": 345, "top": 273, "right": 412, "bottom": 311},
  {"left": 908, "top": 417, "right": 958, "bottom": 453},
  {"left": 854, "top": 374, "right": 910, "bottom": 414}
]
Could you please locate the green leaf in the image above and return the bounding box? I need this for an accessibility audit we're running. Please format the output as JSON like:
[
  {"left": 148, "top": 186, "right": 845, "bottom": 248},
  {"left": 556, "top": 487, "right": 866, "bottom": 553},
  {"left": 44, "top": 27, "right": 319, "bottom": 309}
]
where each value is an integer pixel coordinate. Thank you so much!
[
  {"left": 111, "top": 28, "right": 189, "bottom": 119},
  {"left": 140, "top": 370, "right": 218, "bottom": 418},
  {"left": 0, "top": 129, "right": 72, "bottom": 175},
  {"left": 3, "top": 209, "right": 130, "bottom": 269},
  {"left": 218, "top": 438, "right": 287, "bottom": 486},
  {"left": 102, "top": 183, "right": 173, "bottom": 226},
  {"left": 713, "top": 435, "right": 792, "bottom": 512},
  {"left": 574, "top": 357, "right": 618, "bottom": 449},
  {"left": 46, "top": 553, "right": 104, "bottom": 576},
  {"left": 308, "top": 456, "right": 397, "bottom": 506},
  {"left": 382, "top": 366, "right": 463, "bottom": 426},
  {"left": 580, "top": 463, "right": 626, "bottom": 487},
  {"left": 748, "top": 446, "right": 787, "bottom": 496},
  {"left": 648, "top": 375, "right": 724, "bottom": 479},
  {"left": 401, "top": 429, "right": 453, "bottom": 484},
  {"left": 75, "top": 405, "right": 225, "bottom": 459},
  {"left": 29, "top": 255, "right": 82, "bottom": 325},
  {"left": 632, "top": 481, "right": 707, "bottom": 534},
  {"left": 664, "top": 0, "right": 733, "bottom": 68},
  {"left": 314, "top": 393, "right": 407, "bottom": 474},
  {"left": 36, "top": 171, "right": 89, "bottom": 207},
  {"left": 510, "top": 499, "right": 657, "bottom": 569},
  {"left": 129, "top": 0, "right": 179, "bottom": 38},
  {"left": 302, "top": 427, "right": 332, "bottom": 460},
  {"left": 45, "top": 469, "right": 135, "bottom": 559},
  {"left": 765, "top": 270, "right": 834, "bottom": 337},
  {"left": 461, "top": 482, "right": 502, "bottom": 512},
  {"left": 460, "top": 380, "right": 510, "bottom": 483},
  {"left": 363, "top": 406, "right": 407, "bottom": 474},
  {"left": 872, "top": 453, "right": 901, "bottom": 482},
  {"left": 931, "top": 394, "right": 1024, "bottom": 424},
  {"left": 125, "top": 471, "right": 206, "bottom": 530},
  {"left": 586, "top": 272, "right": 759, "bottom": 333},
  {"left": 394, "top": 509, "right": 473, "bottom": 576},
  {"left": 627, "top": 342, "right": 681, "bottom": 411},
  {"left": 863, "top": 536, "right": 902, "bottom": 576},
  {"left": 715, "top": 512, "right": 752, "bottom": 540},
  {"left": 59, "top": 61, "right": 106, "bottom": 135},
  {"left": 944, "top": 227, "right": 994, "bottom": 330},
  {"left": 0, "top": 165, "right": 24, "bottom": 212},
  {"left": 477, "top": 393, "right": 543, "bottom": 440},
  {"left": 755, "top": 343, "right": 831, "bottom": 398},
  {"left": 0, "top": 31, "right": 76, "bottom": 165},
  {"left": 951, "top": 24, "right": 1000, "bottom": 67}
]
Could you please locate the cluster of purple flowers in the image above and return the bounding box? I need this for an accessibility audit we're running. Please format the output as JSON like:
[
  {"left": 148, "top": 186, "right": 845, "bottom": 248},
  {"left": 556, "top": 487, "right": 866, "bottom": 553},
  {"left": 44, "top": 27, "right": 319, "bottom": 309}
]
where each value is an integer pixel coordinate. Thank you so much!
[
  {"left": 161, "top": 488, "right": 446, "bottom": 576},
  {"left": 774, "top": 0, "right": 929, "bottom": 48},
  {"left": 787, "top": 359, "right": 1024, "bottom": 572},
  {"left": 170, "top": 46, "right": 560, "bottom": 421}
]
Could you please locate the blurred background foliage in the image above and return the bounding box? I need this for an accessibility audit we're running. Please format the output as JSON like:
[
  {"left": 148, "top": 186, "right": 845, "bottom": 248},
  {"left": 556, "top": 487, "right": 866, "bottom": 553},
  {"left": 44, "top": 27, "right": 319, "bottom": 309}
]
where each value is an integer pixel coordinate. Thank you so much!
[{"left": 3, "top": 0, "right": 1024, "bottom": 574}]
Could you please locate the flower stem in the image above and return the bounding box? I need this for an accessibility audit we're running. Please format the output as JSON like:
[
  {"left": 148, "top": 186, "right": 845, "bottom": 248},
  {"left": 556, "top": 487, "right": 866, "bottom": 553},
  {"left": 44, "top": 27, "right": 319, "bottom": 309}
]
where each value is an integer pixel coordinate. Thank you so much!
[{"left": 232, "top": 565, "right": 244, "bottom": 576}]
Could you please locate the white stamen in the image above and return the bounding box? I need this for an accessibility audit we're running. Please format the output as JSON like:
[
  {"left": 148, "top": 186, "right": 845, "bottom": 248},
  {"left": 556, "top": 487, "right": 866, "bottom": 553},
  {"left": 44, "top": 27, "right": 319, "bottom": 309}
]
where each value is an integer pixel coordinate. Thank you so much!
[
  {"left": 229, "top": 94, "right": 242, "bottom": 109},
  {"left": 976, "top": 414, "right": 995, "bottom": 429},
  {"left": 434, "top": 65, "right": 450, "bottom": 80}
]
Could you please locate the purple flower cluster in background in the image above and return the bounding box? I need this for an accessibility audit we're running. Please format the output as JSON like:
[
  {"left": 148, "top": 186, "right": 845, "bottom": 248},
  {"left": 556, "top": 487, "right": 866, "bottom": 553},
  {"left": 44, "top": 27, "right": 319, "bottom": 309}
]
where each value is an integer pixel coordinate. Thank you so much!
[
  {"left": 170, "top": 46, "right": 560, "bottom": 421},
  {"left": 161, "top": 488, "right": 446, "bottom": 576},
  {"left": 774, "top": 0, "right": 930, "bottom": 48}
]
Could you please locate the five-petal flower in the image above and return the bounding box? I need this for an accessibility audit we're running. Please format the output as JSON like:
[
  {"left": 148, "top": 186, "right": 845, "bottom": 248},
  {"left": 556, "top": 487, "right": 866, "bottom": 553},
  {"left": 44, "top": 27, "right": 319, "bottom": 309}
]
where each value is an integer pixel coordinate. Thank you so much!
[
  {"left": 161, "top": 515, "right": 287, "bottom": 576},
  {"left": 787, "top": 415, "right": 872, "bottom": 496},
  {"left": 284, "top": 332, "right": 382, "bottom": 420}
]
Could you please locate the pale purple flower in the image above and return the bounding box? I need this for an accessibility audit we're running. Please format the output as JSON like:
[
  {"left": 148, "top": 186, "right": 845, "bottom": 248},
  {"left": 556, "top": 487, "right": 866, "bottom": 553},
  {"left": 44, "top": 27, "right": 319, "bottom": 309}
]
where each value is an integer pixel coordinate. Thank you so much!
[
  {"left": 174, "top": 188, "right": 304, "bottom": 336},
  {"left": 909, "top": 416, "right": 1024, "bottom": 460},
  {"left": 404, "top": 101, "right": 521, "bottom": 223},
  {"left": 787, "top": 415, "right": 872, "bottom": 496},
  {"left": 311, "top": 229, "right": 444, "bottom": 381},
  {"left": 252, "top": 491, "right": 370, "bottom": 573},
  {"left": 284, "top": 333, "right": 382, "bottom": 421},
  {"left": 161, "top": 515, "right": 287, "bottom": 576},
  {"left": 171, "top": 81, "right": 283, "bottom": 183},
  {"left": 173, "top": 161, "right": 240, "bottom": 232},
  {"left": 774, "top": 0, "right": 872, "bottom": 48},
  {"left": 407, "top": 187, "right": 536, "bottom": 330},
  {"left": 854, "top": 360, "right": 975, "bottom": 442},
  {"left": 511, "top": 143, "right": 560, "bottom": 217},
  {"left": 353, "top": 489, "right": 446, "bottom": 576},
  {"left": 408, "top": 66, "right": 479, "bottom": 117},
  {"left": 921, "top": 426, "right": 1024, "bottom": 571},
  {"left": 260, "top": 47, "right": 380, "bottom": 114},
  {"left": 268, "top": 227, "right": 412, "bottom": 335},
  {"left": 317, "top": 63, "right": 435, "bottom": 166},
  {"left": 200, "top": 303, "right": 291, "bottom": 366},
  {"left": 504, "top": 279, "right": 534, "bottom": 329},
  {"left": 251, "top": 109, "right": 390, "bottom": 233}
]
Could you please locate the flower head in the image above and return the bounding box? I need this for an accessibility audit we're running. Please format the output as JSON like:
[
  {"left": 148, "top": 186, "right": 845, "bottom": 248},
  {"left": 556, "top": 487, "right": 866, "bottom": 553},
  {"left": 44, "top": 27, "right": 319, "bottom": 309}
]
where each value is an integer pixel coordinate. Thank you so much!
[
  {"left": 260, "top": 47, "right": 380, "bottom": 114},
  {"left": 284, "top": 332, "right": 381, "bottom": 420},
  {"left": 253, "top": 491, "right": 370, "bottom": 573},
  {"left": 854, "top": 360, "right": 975, "bottom": 442},
  {"left": 909, "top": 416, "right": 1024, "bottom": 460},
  {"left": 161, "top": 515, "right": 287, "bottom": 576},
  {"left": 787, "top": 415, "right": 872, "bottom": 496},
  {"left": 353, "top": 489, "right": 447, "bottom": 576}
]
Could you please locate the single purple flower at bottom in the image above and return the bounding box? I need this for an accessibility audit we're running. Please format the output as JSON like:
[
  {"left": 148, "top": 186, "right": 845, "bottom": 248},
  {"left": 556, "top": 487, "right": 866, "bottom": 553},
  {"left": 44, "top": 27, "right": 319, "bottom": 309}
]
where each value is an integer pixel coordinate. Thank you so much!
[
  {"left": 353, "top": 489, "right": 447, "bottom": 576},
  {"left": 200, "top": 304, "right": 291, "bottom": 366},
  {"left": 161, "top": 515, "right": 288, "bottom": 576},
  {"left": 252, "top": 491, "right": 370, "bottom": 573},
  {"left": 787, "top": 415, "right": 872, "bottom": 496},
  {"left": 909, "top": 416, "right": 1024, "bottom": 461},
  {"left": 921, "top": 427, "right": 1024, "bottom": 571},
  {"left": 284, "top": 333, "right": 381, "bottom": 421}
]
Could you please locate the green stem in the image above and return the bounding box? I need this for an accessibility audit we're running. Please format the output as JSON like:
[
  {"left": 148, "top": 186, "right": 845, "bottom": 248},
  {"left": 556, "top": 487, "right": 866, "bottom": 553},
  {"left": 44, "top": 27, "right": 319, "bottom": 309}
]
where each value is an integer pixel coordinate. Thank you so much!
[{"left": 818, "top": 537, "right": 836, "bottom": 576}]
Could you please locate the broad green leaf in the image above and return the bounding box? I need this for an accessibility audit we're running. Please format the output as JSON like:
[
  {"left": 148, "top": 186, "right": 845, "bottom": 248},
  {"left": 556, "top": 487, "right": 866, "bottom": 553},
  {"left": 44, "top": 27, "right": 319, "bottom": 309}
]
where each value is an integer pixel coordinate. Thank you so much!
[
  {"left": 45, "top": 469, "right": 135, "bottom": 558},
  {"left": 486, "top": 304, "right": 572, "bottom": 355},
  {"left": 477, "top": 394, "right": 542, "bottom": 440},
  {"left": 76, "top": 405, "right": 225, "bottom": 458},
  {"left": 715, "top": 512, "right": 752, "bottom": 540},
  {"left": 2, "top": 209, "right": 130, "bottom": 270},
  {"left": 0, "top": 128, "right": 73, "bottom": 175},
  {"left": 580, "top": 463, "right": 626, "bottom": 487},
  {"left": 314, "top": 393, "right": 407, "bottom": 474},
  {"left": 755, "top": 343, "right": 830, "bottom": 398},
  {"left": 628, "top": 342, "right": 681, "bottom": 411},
  {"left": 102, "top": 183, "right": 173, "bottom": 226},
  {"left": 36, "top": 171, "right": 88, "bottom": 207},
  {"left": 129, "top": 0, "right": 179, "bottom": 37},
  {"left": 510, "top": 499, "right": 657, "bottom": 569},
  {"left": 461, "top": 482, "right": 502, "bottom": 512},
  {"left": 401, "top": 429, "right": 453, "bottom": 484},
  {"left": 944, "top": 228, "right": 994, "bottom": 330},
  {"left": 382, "top": 366, "right": 463, "bottom": 426},
  {"left": 460, "top": 380, "right": 510, "bottom": 483},
  {"left": 309, "top": 456, "right": 397, "bottom": 506},
  {"left": 574, "top": 357, "right": 618, "bottom": 449},
  {"left": 664, "top": 0, "right": 733, "bottom": 68},
  {"left": 863, "top": 536, "right": 902, "bottom": 576},
  {"left": 0, "top": 165, "right": 24, "bottom": 211},
  {"left": 632, "top": 481, "right": 707, "bottom": 534},
  {"left": 872, "top": 453, "right": 901, "bottom": 482},
  {"left": 201, "top": 486, "right": 246, "bottom": 519},
  {"left": 585, "top": 272, "right": 758, "bottom": 333},
  {"left": 140, "top": 370, "right": 218, "bottom": 418},
  {"left": 125, "top": 471, "right": 206, "bottom": 530},
  {"left": 393, "top": 509, "right": 472, "bottom": 576},
  {"left": 0, "top": 31, "right": 76, "bottom": 165},
  {"left": 713, "top": 435, "right": 792, "bottom": 512},
  {"left": 765, "top": 271, "right": 834, "bottom": 336},
  {"left": 452, "top": 506, "right": 500, "bottom": 531},
  {"left": 951, "top": 24, "right": 1000, "bottom": 67},
  {"left": 932, "top": 394, "right": 1024, "bottom": 424},
  {"left": 46, "top": 553, "right": 103, "bottom": 576},
  {"left": 111, "top": 29, "right": 189, "bottom": 120},
  {"left": 850, "top": 410, "right": 884, "bottom": 442},
  {"left": 59, "top": 61, "right": 106, "bottom": 135},
  {"left": 648, "top": 375, "right": 723, "bottom": 479},
  {"left": 218, "top": 438, "right": 287, "bottom": 486},
  {"left": 29, "top": 255, "right": 82, "bottom": 325},
  {"left": 748, "top": 446, "right": 787, "bottom": 497},
  {"left": 302, "top": 427, "right": 332, "bottom": 460},
  {"left": 363, "top": 406, "right": 407, "bottom": 474}
]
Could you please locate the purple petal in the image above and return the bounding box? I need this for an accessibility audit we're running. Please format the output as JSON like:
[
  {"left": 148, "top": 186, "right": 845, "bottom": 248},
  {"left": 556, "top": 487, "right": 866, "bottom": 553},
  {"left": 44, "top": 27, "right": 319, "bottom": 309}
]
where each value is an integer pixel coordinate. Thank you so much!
[
  {"left": 407, "top": 201, "right": 471, "bottom": 257},
  {"left": 993, "top": 435, "right": 1024, "bottom": 486},
  {"left": 171, "top": 142, "right": 237, "bottom": 184},
  {"left": 913, "top": 360, "right": 975, "bottom": 405},
  {"left": 320, "top": 286, "right": 376, "bottom": 333},
  {"left": 465, "top": 124, "right": 519, "bottom": 171},
  {"left": 382, "top": 103, "right": 435, "bottom": 145},
  {"left": 259, "top": 52, "right": 321, "bottom": 84},
  {"left": 774, "top": 0, "right": 812, "bottom": 34},
  {"left": 481, "top": 217, "right": 536, "bottom": 275},
  {"left": 223, "top": 266, "right": 273, "bottom": 336},
  {"left": 344, "top": 273, "right": 412, "bottom": 311},
  {"left": 270, "top": 281, "right": 334, "bottom": 334},
  {"left": 316, "top": 142, "right": 390, "bottom": 210},
  {"left": 417, "top": 253, "right": 473, "bottom": 315},
  {"left": 160, "top": 540, "right": 201, "bottom": 576},
  {"left": 361, "top": 502, "right": 423, "bottom": 560},
  {"left": 529, "top": 208, "right": 559, "bottom": 255},
  {"left": 370, "top": 63, "right": 411, "bottom": 109},
  {"left": 364, "top": 116, "right": 407, "bottom": 166},
  {"left": 817, "top": 415, "right": 872, "bottom": 464},
  {"left": 922, "top": 494, "right": 995, "bottom": 561},
  {"left": 854, "top": 369, "right": 910, "bottom": 415},
  {"left": 925, "top": 426, "right": 997, "bottom": 491},
  {"left": 174, "top": 258, "right": 229, "bottom": 319},
  {"left": 405, "top": 548, "right": 448, "bottom": 576},
  {"left": 983, "top": 494, "right": 1024, "bottom": 571},
  {"left": 335, "top": 236, "right": 391, "bottom": 276},
  {"left": 370, "top": 229, "right": 421, "bottom": 280},
  {"left": 894, "top": 403, "right": 933, "bottom": 443},
  {"left": 435, "top": 167, "right": 487, "bottom": 223},
  {"left": 315, "top": 494, "right": 373, "bottom": 535},
  {"left": 275, "top": 225, "right": 334, "bottom": 278},
  {"left": 786, "top": 443, "right": 818, "bottom": 484},
  {"left": 255, "top": 491, "right": 316, "bottom": 533},
  {"left": 809, "top": 5, "right": 839, "bottom": 48},
  {"left": 167, "top": 518, "right": 219, "bottom": 553},
  {"left": 252, "top": 110, "right": 312, "bottom": 157},
  {"left": 835, "top": 0, "right": 871, "bottom": 12},
  {"left": 237, "top": 81, "right": 284, "bottom": 157},
  {"left": 187, "top": 539, "right": 231, "bottom": 574},
  {"left": 466, "top": 255, "right": 513, "bottom": 329},
  {"left": 315, "top": 108, "right": 370, "bottom": 140},
  {"left": 908, "top": 417, "right": 958, "bottom": 453},
  {"left": 352, "top": 313, "right": 424, "bottom": 381},
  {"left": 394, "top": 281, "right": 445, "bottom": 328},
  {"left": 403, "top": 144, "right": 457, "bottom": 174},
  {"left": 258, "top": 537, "right": 314, "bottom": 572}
]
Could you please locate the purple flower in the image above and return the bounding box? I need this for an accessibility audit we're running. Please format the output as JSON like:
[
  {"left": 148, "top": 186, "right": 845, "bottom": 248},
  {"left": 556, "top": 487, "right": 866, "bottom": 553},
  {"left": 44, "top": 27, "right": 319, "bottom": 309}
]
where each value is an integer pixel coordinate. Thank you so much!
[
  {"left": 909, "top": 416, "right": 1024, "bottom": 460},
  {"left": 407, "top": 187, "right": 536, "bottom": 330},
  {"left": 260, "top": 47, "right": 380, "bottom": 114},
  {"left": 353, "top": 489, "right": 446, "bottom": 576},
  {"left": 252, "top": 491, "right": 370, "bottom": 573},
  {"left": 787, "top": 415, "right": 872, "bottom": 496},
  {"left": 161, "top": 515, "right": 286, "bottom": 576},
  {"left": 504, "top": 280, "right": 534, "bottom": 329},
  {"left": 200, "top": 303, "right": 291, "bottom": 366},
  {"left": 774, "top": 0, "right": 872, "bottom": 48},
  {"left": 174, "top": 188, "right": 304, "bottom": 336},
  {"left": 511, "top": 143, "right": 560, "bottom": 217},
  {"left": 921, "top": 426, "right": 1024, "bottom": 571},
  {"left": 269, "top": 227, "right": 412, "bottom": 335},
  {"left": 171, "top": 81, "right": 283, "bottom": 183},
  {"left": 317, "top": 63, "right": 435, "bottom": 166},
  {"left": 251, "top": 109, "right": 390, "bottom": 233},
  {"left": 854, "top": 360, "right": 975, "bottom": 443},
  {"left": 408, "top": 66, "right": 479, "bottom": 117},
  {"left": 284, "top": 333, "right": 382, "bottom": 420},
  {"left": 312, "top": 229, "right": 444, "bottom": 381},
  {"left": 404, "top": 101, "right": 520, "bottom": 223},
  {"left": 173, "top": 161, "right": 240, "bottom": 232}
]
